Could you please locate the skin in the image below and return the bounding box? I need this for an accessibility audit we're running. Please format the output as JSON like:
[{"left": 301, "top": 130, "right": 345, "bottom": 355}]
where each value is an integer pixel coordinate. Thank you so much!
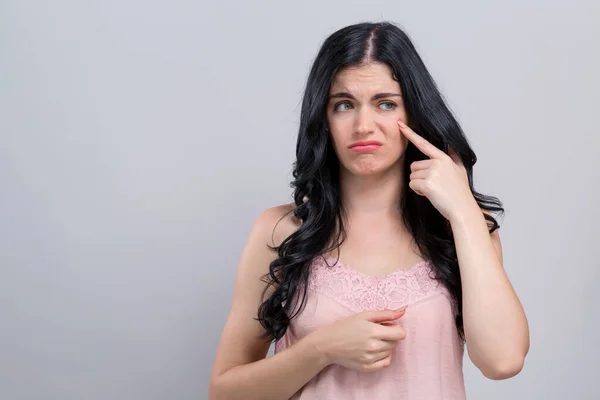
[
  {"left": 399, "top": 120, "right": 530, "bottom": 378},
  {"left": 323, "top": 63, "right": 424, "bottom": 275},
  {"left": 209, "top": 62, "right": 530, "bottom": 400},
  {"left": 326, "top": 62, "right": 410, "bottom": 178}
]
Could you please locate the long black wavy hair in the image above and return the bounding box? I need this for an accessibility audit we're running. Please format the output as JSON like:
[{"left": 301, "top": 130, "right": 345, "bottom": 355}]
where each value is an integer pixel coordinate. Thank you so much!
[{"left": 257, "top": 21, "right": 504, "bottom": 342}]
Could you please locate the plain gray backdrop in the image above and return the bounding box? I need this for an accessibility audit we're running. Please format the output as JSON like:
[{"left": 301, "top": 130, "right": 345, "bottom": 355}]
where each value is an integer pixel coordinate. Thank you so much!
[{"left": 1, "top": 0, "right": 599, "bottom": 399}]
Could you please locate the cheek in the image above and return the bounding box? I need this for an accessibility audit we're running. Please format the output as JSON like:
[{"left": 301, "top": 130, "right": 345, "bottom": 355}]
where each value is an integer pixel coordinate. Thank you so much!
[
  {"left": 327, "top": 131, "right": 349, "bottom": 161},
  {"left": 327, "top": 121, "right": 352, "bottom": 150},
  {"left": 383, "top": 123, "right": 408, "bottom": 149},
  {"left": 328, "top": 129, "right": 345, "bottom": 150},
  {"left": 381, "top": 128, "right": 409, "bottom": 165}
]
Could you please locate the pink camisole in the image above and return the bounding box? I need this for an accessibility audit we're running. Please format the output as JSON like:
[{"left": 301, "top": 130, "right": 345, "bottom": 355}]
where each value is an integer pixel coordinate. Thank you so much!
[{"left": 274, "top": 256, "right": 466, "bottom": 400}]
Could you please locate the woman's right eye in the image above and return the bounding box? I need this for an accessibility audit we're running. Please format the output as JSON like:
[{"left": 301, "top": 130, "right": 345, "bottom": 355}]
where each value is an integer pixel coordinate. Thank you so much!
[{"left": 334, "top": 101, "right": 353, "bottom": 111}]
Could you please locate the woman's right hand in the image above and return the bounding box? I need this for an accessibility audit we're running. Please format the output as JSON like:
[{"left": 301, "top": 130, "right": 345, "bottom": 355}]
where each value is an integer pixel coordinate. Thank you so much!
[{"left": 313, "top": 307, "right": 408, "bottom": 372}]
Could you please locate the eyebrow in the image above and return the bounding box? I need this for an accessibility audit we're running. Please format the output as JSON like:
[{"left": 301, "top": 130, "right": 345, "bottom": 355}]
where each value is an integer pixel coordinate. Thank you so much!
[{"left": 328, "top": 92, "right": 403, "bottom": 101}]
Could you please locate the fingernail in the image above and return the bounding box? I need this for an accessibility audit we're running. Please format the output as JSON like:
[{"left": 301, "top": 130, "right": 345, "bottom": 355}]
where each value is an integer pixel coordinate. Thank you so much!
[{"left": 396, "top": 305, "right": 407, "bottom": 312}]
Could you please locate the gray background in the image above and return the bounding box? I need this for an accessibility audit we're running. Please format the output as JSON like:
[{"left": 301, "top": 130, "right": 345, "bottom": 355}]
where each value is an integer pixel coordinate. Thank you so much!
[{"left": 1, "top": 0, "right": 598, "bottom": 399}]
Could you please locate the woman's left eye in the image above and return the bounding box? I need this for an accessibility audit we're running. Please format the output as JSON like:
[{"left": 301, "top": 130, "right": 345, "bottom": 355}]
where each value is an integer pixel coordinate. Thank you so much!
[{"left": 379, "top": 102, "right": 396, "bottom": 110}]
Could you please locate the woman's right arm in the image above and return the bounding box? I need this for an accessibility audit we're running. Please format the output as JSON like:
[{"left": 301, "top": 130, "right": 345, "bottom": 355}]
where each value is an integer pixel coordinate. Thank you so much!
[
  {"left": 208, "top": 205, "right": 330, "bottom": 400},
  {"left": 209, "top": 205, "right": 407, "bottom": 400},
  {"left": 210, "top": 330, "right": 330, "bottom": 400}
]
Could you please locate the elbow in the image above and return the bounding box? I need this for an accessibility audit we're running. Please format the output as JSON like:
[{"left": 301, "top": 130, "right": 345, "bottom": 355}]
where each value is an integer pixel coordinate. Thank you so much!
[
  {"left": 208, "top": 374, "right": 227, "bottom": 400},
  {"left": 480, "top": 356, "right": 525, "bottom": 380},
  {"left": 470, "top": 334, "right": 530, "bottom": 380},
  {"left": 208, "top": 379, "right": 219, "bottom": 400}
]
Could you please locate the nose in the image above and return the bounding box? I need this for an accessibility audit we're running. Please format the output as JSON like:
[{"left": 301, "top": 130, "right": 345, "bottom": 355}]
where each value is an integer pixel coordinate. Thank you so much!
[{"left": 354, "top": 107, "right": 375, "bottom": 136}]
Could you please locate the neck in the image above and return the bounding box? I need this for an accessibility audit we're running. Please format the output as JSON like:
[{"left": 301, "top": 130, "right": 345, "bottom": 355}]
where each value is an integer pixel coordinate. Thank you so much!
[{"left": 339, "top": 162, "right": 404, "bottom": 220}]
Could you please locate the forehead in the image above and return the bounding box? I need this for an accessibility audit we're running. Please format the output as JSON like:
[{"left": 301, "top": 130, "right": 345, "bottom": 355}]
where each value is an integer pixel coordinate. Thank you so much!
[{"left": 329, "top": 62, "right": 400, "bottom": 93}]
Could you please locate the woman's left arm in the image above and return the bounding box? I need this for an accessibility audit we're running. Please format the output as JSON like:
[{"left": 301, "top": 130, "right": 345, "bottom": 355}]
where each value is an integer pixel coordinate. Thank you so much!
[
  {"left": 398, "top": 120, "right": 530, "bottom": 380},
  {"left": 449, "top": 206, "right": 529, "bottom": 380}
]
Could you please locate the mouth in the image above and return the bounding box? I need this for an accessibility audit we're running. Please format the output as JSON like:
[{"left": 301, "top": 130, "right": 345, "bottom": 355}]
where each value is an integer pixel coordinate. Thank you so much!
[{"left": 348, "top": 140, "right": 382, "bottom": 152}]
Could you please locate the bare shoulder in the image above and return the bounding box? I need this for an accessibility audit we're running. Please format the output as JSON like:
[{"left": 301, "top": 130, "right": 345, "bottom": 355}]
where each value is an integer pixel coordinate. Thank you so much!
[
  {"left": 237, "top": 202, "right": 301, "bottom": 288},
  {"left": 253, "top": 202, "right": 302, "bottom": 248},
  {"left": 209, "top": 203, "right": 302, "bottom": 380}
]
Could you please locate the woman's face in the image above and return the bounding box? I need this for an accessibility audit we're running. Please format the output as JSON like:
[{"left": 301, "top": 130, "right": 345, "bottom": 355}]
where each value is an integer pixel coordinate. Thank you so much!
[{"left": 326, "top": 62, "right": 409, "bottom": 176}]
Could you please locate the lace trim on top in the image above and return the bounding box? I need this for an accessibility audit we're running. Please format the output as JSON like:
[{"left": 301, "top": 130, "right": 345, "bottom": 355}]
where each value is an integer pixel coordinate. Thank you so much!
[{"left": 306, "top": 256, "right": 457, "bottom": 314}]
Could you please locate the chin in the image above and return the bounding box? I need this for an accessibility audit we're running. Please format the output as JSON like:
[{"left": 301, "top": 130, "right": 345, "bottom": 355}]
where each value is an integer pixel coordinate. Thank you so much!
[
  {"left": 351, "top": 167, "right": 386, "bottom": 176},
  {"left": 343, "top": 158, "right": 400, "bottom": 177},
  {"left": 346, "top": 163, "right": 393, "bottom": 177}
]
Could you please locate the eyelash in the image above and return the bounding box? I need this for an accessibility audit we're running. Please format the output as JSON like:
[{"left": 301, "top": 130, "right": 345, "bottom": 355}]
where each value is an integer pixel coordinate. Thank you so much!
[{"left": 334, "top": 101, "right": 397, "bottom": 111}]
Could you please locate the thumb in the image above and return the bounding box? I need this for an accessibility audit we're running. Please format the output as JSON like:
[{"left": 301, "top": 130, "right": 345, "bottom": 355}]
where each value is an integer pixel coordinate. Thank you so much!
[{"left": 364, "top": 306, "right": 407, "bottom": 323}]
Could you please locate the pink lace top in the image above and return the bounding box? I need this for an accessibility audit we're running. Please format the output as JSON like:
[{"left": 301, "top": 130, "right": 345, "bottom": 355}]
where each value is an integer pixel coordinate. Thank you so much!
[{"left": 274, "top": 257, "right": 466, "bottom": 400}]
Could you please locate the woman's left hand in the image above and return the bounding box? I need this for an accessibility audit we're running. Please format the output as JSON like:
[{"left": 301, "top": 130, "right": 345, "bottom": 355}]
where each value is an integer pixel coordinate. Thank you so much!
[{"left": 398, "top": 120, "right": 479, "bottom": 223}]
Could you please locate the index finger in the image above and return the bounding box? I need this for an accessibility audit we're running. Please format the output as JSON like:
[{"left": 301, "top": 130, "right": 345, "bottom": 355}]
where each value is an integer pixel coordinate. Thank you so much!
[{"left": 398, "top": 120, "right": 446, "bottom": 159}]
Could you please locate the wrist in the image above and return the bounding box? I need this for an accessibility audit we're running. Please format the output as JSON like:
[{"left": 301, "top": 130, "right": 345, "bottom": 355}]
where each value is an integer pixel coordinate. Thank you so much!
[
  {"left": 304, "top": 329, "right": 334, "bottom": 368},
  {"left": 449, "top": 200, "right": 482, "bottom": 226}
]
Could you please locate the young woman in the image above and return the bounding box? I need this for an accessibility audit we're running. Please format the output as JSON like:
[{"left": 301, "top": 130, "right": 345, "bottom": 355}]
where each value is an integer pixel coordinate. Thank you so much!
[{"left": 209, "top": 21, "right": 529, "bottom": 400}]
